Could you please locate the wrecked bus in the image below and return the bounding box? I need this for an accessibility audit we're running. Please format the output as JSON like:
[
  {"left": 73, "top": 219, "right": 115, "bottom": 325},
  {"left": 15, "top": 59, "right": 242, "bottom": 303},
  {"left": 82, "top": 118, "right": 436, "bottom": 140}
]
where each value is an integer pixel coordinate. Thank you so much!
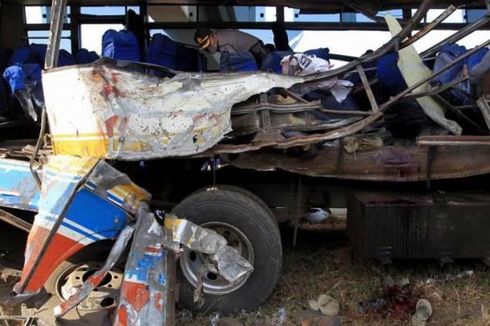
[{"left": 0, "top": 0, "right": 489, "bottom": 324}]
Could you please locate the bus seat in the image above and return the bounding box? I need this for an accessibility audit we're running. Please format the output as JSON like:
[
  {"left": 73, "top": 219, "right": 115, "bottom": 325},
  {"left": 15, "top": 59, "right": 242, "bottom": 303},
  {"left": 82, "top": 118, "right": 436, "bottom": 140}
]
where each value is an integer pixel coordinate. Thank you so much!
[
  {"left": 102, "top": 29, "right": 140, "bottom": 62},
  {"left": 146, "top": 33, "right": 206, "bottom": 72},
  {"left": 75, "top": 48, "right": 100, "bottom": 64}
]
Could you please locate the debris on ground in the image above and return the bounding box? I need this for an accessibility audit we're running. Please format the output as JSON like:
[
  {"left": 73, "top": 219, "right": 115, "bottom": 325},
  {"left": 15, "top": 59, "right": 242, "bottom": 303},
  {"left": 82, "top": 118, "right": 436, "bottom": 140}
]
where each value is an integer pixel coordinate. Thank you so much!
[
  {"left": 411, "top": 299, "right": 433, "bottom": 326},
  {"left": 425, "top": 269, "right": 474, "bottom": 285},
  {"left": 210, "top": 313, "right": 220, "bottom": 326},
  {"left": 270, "top": 307, "right": 288, "bottom": 325},
  {"left": 294, "top": 309, "right": 342, "bottom": 326},
  {"left": 309, "top": 294, "right": 340, "bottom": 316}
]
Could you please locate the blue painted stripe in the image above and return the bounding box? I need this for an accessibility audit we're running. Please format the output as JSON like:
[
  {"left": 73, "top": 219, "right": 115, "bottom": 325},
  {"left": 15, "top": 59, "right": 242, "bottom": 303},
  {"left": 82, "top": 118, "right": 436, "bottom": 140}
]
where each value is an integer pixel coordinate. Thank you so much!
[{"left": 84, "top": 181, "right": 125, "bottom": 208}]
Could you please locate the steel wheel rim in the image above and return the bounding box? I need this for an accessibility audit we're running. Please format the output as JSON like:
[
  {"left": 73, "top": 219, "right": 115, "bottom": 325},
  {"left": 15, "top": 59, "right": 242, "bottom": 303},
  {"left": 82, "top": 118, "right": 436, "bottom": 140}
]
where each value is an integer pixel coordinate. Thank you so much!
[
  {"left": 180, "top": 221, "right": 255, "bottom": 295},
  {"left": 55, "top": 261, "right": 123, "bottom": 311}
]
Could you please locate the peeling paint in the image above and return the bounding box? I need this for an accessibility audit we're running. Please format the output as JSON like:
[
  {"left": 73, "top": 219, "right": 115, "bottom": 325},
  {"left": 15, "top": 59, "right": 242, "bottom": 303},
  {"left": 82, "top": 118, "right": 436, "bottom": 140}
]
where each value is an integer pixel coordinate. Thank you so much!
[{"left": 43, "top": 59, "right": 303, "bottom": 160}]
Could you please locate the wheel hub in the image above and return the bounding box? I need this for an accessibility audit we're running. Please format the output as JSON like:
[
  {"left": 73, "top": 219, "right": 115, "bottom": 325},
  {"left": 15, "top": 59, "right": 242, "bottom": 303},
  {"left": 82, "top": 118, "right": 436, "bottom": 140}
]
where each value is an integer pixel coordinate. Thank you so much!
[
  {"left": 180, "top": 222, "right": 254, "bottom": 295},
  {"left": 56, "top": 262, "right": 123, "bottom": 311}
]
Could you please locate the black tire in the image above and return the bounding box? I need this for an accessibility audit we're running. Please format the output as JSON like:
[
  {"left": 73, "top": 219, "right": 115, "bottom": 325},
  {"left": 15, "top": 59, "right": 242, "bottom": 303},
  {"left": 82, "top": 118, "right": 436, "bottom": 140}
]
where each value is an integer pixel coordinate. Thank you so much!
[{"left": 172, "top": 186, "right": 282, "bottom": 314}]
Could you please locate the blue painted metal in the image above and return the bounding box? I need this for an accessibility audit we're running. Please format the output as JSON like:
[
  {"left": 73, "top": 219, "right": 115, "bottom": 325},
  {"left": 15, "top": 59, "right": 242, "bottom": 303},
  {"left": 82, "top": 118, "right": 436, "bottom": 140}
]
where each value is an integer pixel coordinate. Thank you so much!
[{"left": 0, "top": 159, "right": 40, "bottom": 212}]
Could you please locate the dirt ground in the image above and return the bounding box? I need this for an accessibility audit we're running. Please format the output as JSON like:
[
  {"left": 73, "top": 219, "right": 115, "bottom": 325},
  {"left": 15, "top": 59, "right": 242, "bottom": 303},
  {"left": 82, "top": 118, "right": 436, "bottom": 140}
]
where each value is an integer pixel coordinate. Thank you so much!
[
  {"left": 0, "top": 222, "right": 489, "bottom": 325},
  {"left": 178, "top": 225, "right": 490, "bottom": 326}
]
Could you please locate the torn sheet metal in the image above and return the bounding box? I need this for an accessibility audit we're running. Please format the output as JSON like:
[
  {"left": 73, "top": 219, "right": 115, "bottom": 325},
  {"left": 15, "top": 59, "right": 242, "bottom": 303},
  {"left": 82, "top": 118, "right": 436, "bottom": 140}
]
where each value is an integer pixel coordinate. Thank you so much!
[
  {"left": 115, "top": 204, "right": 175, "bottom": 326},
  {"left": 58, "top": 203, "right": 254, "bottom": 325},
  {"left": 164, "top": 216, "right": 254, "bottom": 283},
  {"left": 14, "top": 156, "right": 98, "bottom": 295},
  {"left": 53, "top": 225, "right": 134, "bottom": 318},
  {"left": 85, "top": 159, "right": 151, "bottom": 215},
  {"left": 0, "top": 159, "right": 40, "bottom": 212},
  {"left": 43, "top": 59, "right": 303, "bottom": 160},
  {"left": 385, "top": 15, "right": 462, "bottom": 135},
  {"left": 14, "top": 156, "right": 143, "bottom": 296}
]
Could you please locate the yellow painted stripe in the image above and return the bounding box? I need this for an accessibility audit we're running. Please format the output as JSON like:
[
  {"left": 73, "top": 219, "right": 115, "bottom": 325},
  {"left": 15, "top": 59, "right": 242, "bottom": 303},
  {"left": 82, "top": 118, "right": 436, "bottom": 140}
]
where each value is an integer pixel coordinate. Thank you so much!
[
  {"left": 46, "top": 156, "right": 99, "bottom": 176},
  {"left": 52, "top": 139, "right": 109, "bottom": 158},
  {"left": 109, "top": 184, "right": 151, "bottom": 208},
  {"left": 52, "top": 133, "right": 105, "bottom": 140}
]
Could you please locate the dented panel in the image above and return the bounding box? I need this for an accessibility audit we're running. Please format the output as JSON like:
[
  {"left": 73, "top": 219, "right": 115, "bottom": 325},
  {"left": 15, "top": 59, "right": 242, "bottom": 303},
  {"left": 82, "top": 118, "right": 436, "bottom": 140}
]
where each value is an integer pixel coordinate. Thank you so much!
[
  {"left": 13, "top": 156, "right": 148, "bottom": 296},
  {"left": 115, "top": 205, "right": 174, "bottom": 326},
  {"left": 43, "top": 60, "right": 302, "bottom": 160},
  {"left": 0, "top": 159, "right": 40, "bottom": 212}
]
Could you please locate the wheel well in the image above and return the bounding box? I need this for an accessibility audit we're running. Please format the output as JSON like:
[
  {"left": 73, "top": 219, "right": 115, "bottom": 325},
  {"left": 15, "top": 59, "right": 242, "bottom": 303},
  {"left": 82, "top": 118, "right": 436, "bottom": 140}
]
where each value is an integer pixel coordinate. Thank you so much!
[{"left": 66, "top": 239, "right": 116, "bottom": 263}]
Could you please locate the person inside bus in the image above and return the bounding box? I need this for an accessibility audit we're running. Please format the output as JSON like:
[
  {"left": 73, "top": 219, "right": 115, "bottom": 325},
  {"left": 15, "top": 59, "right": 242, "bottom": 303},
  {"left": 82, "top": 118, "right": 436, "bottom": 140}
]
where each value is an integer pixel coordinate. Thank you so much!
[{"left": 194, "top": 27, "right": 267, "bottom": 67}]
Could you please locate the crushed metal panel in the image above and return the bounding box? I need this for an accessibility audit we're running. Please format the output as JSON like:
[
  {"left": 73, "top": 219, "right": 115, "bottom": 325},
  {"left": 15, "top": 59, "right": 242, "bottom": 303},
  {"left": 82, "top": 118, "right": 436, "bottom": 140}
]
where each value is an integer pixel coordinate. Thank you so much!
[
  {"left": 85, "top": 159, "right": 151, "bottom": 214},
  {"left": 13, "top": 156, "right": 143, "bottom": 296},
  {"left": 14, "top": 155, "right": 99, "bottom": 294},
  {"left": 164, "top": 216, "right": 254, "bottom": 283},
  {"left": 115, "top": 205, "right": 175, "bottom": 326},
  {"left": 0, "top": 159, "right": 40, "bottom": 212},
  {"left": 43, "top": 60, "right": 303, "bottom": 160},
  {"left": 385, "top": 15, "right": 463, "bottom": 135}
]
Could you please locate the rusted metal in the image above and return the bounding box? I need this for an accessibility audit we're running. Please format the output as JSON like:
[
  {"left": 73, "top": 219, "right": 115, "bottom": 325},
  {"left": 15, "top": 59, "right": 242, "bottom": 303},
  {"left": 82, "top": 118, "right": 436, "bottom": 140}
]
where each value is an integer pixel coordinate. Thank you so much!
[
  {"left": 356, "top": 65, "right": 379, "bottom": 112},
  {"left": 347, "top": 191, "right": 490, "bottom": 261},
  {"left": 222, "top": 143, "right": 490, "bottom": 182},
  {"left": 300, "top": 0, "right": 434, "bottom": 83},
  {"left": 420, "top": 13, "right": 490, "bottom": 59},
  {"left": 379, "top": 39, "right": 490, "bottom": 112},
  {"left": 0, "top": 208, "right": 32, "bottom": 232},
  {"left": 417, "top": 135, "right": 490, "bottom": 146},
  {"left": 207, "top": 111, "right": 383, "bottom": 155},
  {"left": 432, "top": 93, "right": 487, "bottom": 132},
  {"left": 426, "top": 146, "right": 436, "bottom": 189},
  {"left": 401, "top": 75, "right": 469, "bottom": 101},
  {"left": 400, "top": 5, "right": 458, "bottom": 49}
]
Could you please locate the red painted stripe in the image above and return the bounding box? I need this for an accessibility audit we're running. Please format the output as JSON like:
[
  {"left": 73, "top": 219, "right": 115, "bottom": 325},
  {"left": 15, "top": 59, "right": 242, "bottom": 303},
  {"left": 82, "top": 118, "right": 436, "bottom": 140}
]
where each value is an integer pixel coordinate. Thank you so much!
[{"left": 18, "top": 225, "right": 86, "bottom": 293}]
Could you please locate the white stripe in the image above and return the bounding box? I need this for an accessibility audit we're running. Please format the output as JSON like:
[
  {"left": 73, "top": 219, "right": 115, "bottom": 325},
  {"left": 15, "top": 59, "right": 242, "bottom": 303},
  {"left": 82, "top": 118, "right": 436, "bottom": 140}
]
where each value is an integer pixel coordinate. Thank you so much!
[
  {"left": 63, "top": 219, "right": 106, "bottom": 240},
  {"left": 37, "top": 210, "right": 107, "bottom": 241},
  {"left": 44, "top": 171, "right": 83, "bottom": 181},
  {"left": 123, "top": 275, "right": 149, "bottom": 285},
  {"left": 33, "top": 214, "right": 96, "bottom": 245},
  {"left": 57, "top": 225, "right": 93, "bottom": 245},
  {"left": 0, "top": 160, "right": 31, "bottom": 168},
  {"left": 143, "top": 251, "right": 162, "bottom": 257}
]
